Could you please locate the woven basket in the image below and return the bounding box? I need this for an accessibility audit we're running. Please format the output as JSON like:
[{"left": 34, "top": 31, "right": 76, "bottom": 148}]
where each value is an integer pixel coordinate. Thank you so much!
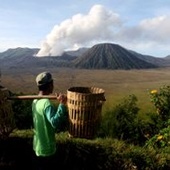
[{"left": 67, "top": 87, "right": 105, "bottom": 139}]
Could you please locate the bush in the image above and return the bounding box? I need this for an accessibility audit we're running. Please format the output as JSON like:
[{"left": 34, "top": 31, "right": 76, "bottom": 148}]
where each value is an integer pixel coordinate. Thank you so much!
[
  {"left": 11, "top": 93, "right": 33, "bottom": 129},
  {"left": 145, "top": 85, "right": 170, "bottom": 149},
  {"left": 149, "top": 85, "right": 170, "bottom": 126},
  {"left": 99, "top": 94, "right": 144, "bottom": 144}
]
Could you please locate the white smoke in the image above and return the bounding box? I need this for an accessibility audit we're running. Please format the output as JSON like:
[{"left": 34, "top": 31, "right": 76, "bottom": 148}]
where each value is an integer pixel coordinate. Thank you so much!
[{"left": 36, "top": 4, "right": 122, "bottom": 57}]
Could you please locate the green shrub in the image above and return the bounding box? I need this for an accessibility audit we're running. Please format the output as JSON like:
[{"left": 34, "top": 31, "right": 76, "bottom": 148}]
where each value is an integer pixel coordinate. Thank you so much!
[
  {"left": 145, "top": 85, "right": 170, "bottom": 149},
  {"left": 11, "top": 93, "right": 33, "bottom": 129},
  {"left": 99, "top": 94, "right": 143, "bottom": 144},
  {"left": 149, "top": 85, "right": 170, "bottom": 124}
]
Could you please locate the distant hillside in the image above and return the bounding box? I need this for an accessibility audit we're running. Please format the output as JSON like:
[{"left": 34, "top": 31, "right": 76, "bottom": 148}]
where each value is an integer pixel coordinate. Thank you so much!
[
  {"left": 0, "top": 47, "right": 40, "bottom": 68},
  {"left": 66, "top": 47, "right": 89, "bottom": 57},
  {"left": 0, "top": 47, "right": 39, "bottom": 59},
  {"left": 128, "top": 50, "right": 169, "bottom": 67},
  {"left": 73, "top": 43, "right": 158, "bottom": 69},
  {"left": 0, "top": 43, "right": 170, "bottom": 70},
  {"left": 164, "top": 55, "right": 170, "bottom": 59},
  {"left": 0, "top": 47, "right": 75, "bottom": 68}
]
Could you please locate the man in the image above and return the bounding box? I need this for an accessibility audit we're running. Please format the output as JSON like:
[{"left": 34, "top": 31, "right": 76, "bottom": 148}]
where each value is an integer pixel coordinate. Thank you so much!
[{"left": 32, "top": 71, "right": 68, "bottom": 170}]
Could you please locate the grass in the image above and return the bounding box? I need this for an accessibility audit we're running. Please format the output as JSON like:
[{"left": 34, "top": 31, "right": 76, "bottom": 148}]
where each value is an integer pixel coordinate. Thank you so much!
[{"left": 2, "top": 66, "right": 170, "bottom": 114}]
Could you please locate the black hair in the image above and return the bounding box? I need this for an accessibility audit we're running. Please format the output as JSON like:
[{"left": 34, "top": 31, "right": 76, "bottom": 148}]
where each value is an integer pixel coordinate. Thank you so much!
[{"left": 38, "top": 80, "right": 53, "bottom": 91}]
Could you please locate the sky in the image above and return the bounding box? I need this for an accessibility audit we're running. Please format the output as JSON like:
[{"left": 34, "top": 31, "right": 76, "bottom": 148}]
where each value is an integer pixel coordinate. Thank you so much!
[{"left": 0, "top": 0, "right": 170, "bottom": 57}]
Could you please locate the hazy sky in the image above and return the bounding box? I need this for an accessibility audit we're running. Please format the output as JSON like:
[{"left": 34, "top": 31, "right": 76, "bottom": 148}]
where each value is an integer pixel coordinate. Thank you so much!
[{"left": 0, "top": 0, "right": 170, "bottom": 57}]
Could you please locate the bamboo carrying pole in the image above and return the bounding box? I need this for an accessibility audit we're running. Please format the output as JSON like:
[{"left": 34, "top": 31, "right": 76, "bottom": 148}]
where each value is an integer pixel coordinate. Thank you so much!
[{"left": 8, "top": 95, "right": 58, "bottom": 100}]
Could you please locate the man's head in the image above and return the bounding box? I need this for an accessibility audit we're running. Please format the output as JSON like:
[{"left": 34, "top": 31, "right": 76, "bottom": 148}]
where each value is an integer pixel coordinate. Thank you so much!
[
  {"left": 36, "top": 72, "right": 53, "bottom": 86},
  {"left": 36, "top": 72, "right": 53, "bottom": 93}
]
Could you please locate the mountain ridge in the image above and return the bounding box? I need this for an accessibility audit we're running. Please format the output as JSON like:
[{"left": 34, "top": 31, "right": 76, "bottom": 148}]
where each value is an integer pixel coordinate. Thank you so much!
[{"left": 0, "top": 43, "right": 170, "bottom": 70}]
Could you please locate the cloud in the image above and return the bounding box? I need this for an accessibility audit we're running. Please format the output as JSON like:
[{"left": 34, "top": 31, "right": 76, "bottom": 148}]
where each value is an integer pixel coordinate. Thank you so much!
[
  {"left": 36, "top": 4, "right": 122, "bottom": 56},
  {"left": 115, "top": 15, "right": 170, "bottom": 56},
  {"left": 139, "top": 15, "right": 170, "bottom": 42}
]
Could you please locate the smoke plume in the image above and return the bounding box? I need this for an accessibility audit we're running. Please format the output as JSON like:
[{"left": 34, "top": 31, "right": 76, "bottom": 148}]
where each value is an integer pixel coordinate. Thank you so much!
[{"left": 36, "top": 4, "right": 121, "bottom": 57}]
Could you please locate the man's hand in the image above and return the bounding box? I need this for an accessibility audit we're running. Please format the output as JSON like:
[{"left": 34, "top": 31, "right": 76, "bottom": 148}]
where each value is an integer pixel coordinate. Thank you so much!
[{"left": 56, "top": 93, "right": 67, "bottom": 105}]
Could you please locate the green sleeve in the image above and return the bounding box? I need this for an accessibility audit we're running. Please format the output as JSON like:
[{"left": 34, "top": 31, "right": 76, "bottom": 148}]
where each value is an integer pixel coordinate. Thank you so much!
[{"left": 45, "top": 104, "right": 68, "bottom": 130}]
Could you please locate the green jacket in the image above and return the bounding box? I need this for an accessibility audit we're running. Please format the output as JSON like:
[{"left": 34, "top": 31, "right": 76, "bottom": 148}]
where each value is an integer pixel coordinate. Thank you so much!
[{"left": 32, "top": 98, "right": 67, "bottom": 156}]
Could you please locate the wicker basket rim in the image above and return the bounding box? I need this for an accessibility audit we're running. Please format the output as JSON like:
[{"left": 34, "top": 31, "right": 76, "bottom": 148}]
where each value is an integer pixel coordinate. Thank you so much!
[{"left": 67, "top": 86, "right": 105, "bottom": 94}]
